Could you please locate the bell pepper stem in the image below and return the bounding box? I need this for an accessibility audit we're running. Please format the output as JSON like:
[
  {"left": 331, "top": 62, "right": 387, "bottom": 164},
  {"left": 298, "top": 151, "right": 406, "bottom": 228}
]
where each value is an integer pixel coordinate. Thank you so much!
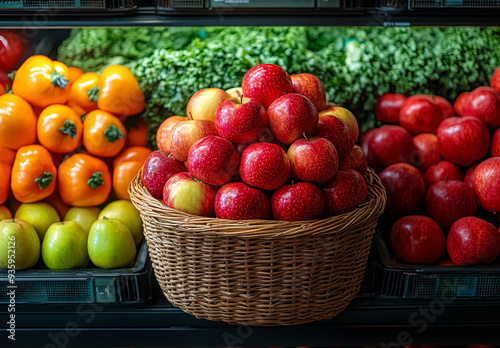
[
  {"left": 87, "top": 172, "right": 104, "bottom": 190},
  {"left": 34, "top": 172, "right": 53, "bottom": 190},
  {"left": 51, "top": 70, "right": 69, "bottom": 89},
  {"left": 104, "top": 125, "right": 124, "bottom": 143},
  {"left": 88, "top": 86, "right": 100, "bottom": 103},
  {"left": 58, "top": 120, "right": 77, "bottom": 139}
]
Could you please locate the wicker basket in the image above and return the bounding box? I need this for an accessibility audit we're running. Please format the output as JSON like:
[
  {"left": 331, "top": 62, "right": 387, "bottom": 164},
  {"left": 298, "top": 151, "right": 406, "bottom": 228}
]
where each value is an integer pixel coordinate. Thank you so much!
[{"left": 129, "top": 167, "right": 386, "bottom": 326}]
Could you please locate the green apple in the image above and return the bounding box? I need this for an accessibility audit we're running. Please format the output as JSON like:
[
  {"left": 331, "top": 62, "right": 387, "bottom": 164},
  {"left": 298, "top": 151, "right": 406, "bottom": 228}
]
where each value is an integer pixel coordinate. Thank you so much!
[
  {"left": 64, "top": 207, "right": 101, "bottom": 235},
  {"left": 0, "top": 219, "right": 40, "bottom": 270},
  {"left": 98, "top": 200, "right": 143, "bottom": 244},
  {"left": 0, "top": 206, "right": 12, "bottom": 220},
  {"left": 88, "top": 218, "right": 136, "bottom": 269},
  {"left": 42, "top": 221, "right": 89, "bottom": 270},
  {"left": 15, "top": 202, "right": 60, "bottom": 241}
]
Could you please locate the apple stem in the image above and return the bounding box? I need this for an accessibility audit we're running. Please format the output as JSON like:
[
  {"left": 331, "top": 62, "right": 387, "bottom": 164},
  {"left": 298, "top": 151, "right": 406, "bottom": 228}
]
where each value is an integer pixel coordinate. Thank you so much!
[
  {"left": 303, "top": 132, "right": 309, "bottom": 142},
  {"left": 240, "top": 94, "right": 244, "bottom": 104},
  {"left": 445, "top": 174, "right": 449, "bottom": 182},
  {"left": 189, "top": 112, "right": 193, "bottom": 119},
  {"left": 256, "top": 59, "right": 261, "bottom": 65}
]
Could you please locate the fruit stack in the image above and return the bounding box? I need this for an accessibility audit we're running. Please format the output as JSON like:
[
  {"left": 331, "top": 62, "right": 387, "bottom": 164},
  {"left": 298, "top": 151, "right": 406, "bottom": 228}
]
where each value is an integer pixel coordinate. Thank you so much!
[
  {"left": 366, "top": 67, "right": 500, "bottom": 267},
  {"left": 0, "top": 54, "right": 149, "bottom": 270},
  {"left": 143, "top": 63, "right": 369, "bottom": 222}
]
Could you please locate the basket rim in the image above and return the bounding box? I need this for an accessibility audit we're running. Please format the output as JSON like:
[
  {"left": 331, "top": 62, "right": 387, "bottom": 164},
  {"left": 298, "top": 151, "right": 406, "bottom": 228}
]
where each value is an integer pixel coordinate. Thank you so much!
[{"left": 129, "top": 166, "right": 387, "bottom": 239}]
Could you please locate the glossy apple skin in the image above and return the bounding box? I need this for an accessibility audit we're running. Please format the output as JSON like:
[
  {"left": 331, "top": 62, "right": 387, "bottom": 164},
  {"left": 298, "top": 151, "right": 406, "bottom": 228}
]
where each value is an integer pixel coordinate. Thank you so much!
[
  {"left": 464, "top": 162, "right": 480, "bottom": 189},
  {"left": 163, "top": 172, "right": 216, "bottom": 217},
  {"left": 290, "top": 73, "right": 326, "bottom": 111},
  {"left": 312, "top": 115, "right": 354, "bottom": 160},
  {"left": 168, "top": 120, "right": 218, "bottom": 162},
  {"left": 390, "top": 215, "right": 445, "bottom": 265},
  {"left": 186, "top": 88, "right": 231, "bottom": 122},
  {"left": 225, "top": 87, "right": 243, "bottom": 99},
  {"left": 462, "top": 86, "right": 500, "bottom": 129},
  {"left": 156, "top": 116, "right": 186, "bottom": 152},
  {"left": 241, "top": 64, "right": 294, "bottom": 109},
  {"left": 214, "top": 182, "right": 269, "bottom": 220},
  {"left": 375, "top": 93, "right": 406, "bottom": 124},
  {"left": 492, "top": 128, "right": 500, "bottom": 157},
  {"left": 187, "top": 136, "right": 239, "bottom": 187},
  {"left": 447, "top": 217, "right": 500, "bottom": 265},
  {"left": 437, "top": 116, "right": 490, "bottom": 167},
  {"left": 239, "top": 142, "right": 291, "bottom": 191},
  {"left": 267, "top": 93, "right": 319, "bottom": 145},
  {"left": 491, "top": 66, "right": 500, "bottom": 94},
  {"left": 318, "top": 106, "right": 359, "bottom": 142},
  {"left": 473, "top": 157, "right": 500, "bottom": 212},
  {"left": 365, "top": 125, "right": 417, "bottom": 173},
  {"left": 399, "top": 94, "right": 443, "bottom": 134},
  {"left": 272, "top": 182, "right": 325, "bottom": 221},
  {"left": 360, "top": 128, "right": 377, "bottom": 155},
  {"left": 322, "top": 169, "right": 367, "bottom": 216},
  {"left": 423, "top": 160, "right": 463, "bottom": 187},
  {"left": 413, "top": 133, "right": 442, "bottom": 172},
  {"left": 142, "top": 150, "right": 186, "bottom": 200},
  {"left": 433, "top": 95, "right": 455, "bottom": 119},
  {"left": 426, "top": 180, "right": 477, "bottom": 229},
  {"left": 379, "top": 163, "right": 425, "bottom": 219},
  {"left": 214, "top": 97, "right": 268, "bottom": 144},
  {"left": 338, "top": 145, "right": 368, "bottom": 176},
  {"left": 454, "top": 92, "right": 470, "bottom": 117},
  {"left": 287, "top": 137, "right": 339, "bottom": 184}
]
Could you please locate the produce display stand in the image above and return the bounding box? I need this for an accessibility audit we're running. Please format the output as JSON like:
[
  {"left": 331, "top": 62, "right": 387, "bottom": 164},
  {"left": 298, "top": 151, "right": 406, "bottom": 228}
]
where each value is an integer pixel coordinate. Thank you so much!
[{"left": 2, "top": 3, "right": 500, "bottom": 347}]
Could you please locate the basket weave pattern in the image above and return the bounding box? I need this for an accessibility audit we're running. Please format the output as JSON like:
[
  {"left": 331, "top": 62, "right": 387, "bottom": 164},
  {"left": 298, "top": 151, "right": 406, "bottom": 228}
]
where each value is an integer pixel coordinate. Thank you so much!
[{"left": 129, "top": 167, "right": 386, "bottom": 326}]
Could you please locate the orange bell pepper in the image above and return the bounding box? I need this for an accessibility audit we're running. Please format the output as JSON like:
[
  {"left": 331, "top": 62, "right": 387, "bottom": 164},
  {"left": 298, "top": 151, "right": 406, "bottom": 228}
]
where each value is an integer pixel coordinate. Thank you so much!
[
  {"left": 125, "top": 117, "right": 148, "bottom": 147},
  {"left": 91, "top": 65, "right": 145, "bottom": 117},
  {"left": 0, "top": 163, "right": 10, "bottom": 205},
  {"left": 44, "top": 190, "right": 71, "bottom": 220},
  {"left": 113, "top": 146, "right": 151, "bottom": 168},
  {"left": 11, "top": 145, "right": 57, "bottom": 203},
  {"left": 0, "top": 205, "right": 12, "bottom": 219},
  {"left": 113, "top": 160, "right": 143, "bottom": 200},
  {"left": 37, "top": 105, "right": 83, "bottom": 154},
  {"left": 58, "top": 153, "right": 111, "bottom": 207},
  {"left": 68, "top": 72, "right": 99, "bottom": 113},
  {"left": 0, "top": 94, "right": 37, "bottom": 150},
  {"left": 12, "top": 55, "right": 71, "bottom": 108},
  {"left": 0, "top": 145, "right": 16, "bottom": 167},
  {"left": 83, "top": 110, "right": 127, "bottom": 158},
  {"left": 68, "top": 66, "right": 84, "bottom": 87}
]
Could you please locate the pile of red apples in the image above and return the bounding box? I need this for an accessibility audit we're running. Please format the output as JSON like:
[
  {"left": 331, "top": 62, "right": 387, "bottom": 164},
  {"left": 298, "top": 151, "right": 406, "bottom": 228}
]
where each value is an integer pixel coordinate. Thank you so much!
[
  {"left": 365, "top": 67, "right": 500, "bottom": 266},
  {"left": 140, "top": 64, "right": 369, "bottom": 222}
]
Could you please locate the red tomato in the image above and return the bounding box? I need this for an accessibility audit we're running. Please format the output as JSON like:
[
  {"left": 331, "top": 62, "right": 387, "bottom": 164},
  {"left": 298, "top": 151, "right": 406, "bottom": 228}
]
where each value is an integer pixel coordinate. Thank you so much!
[{"left": 0, "top": 31, "right": 25, "bottom": 72}]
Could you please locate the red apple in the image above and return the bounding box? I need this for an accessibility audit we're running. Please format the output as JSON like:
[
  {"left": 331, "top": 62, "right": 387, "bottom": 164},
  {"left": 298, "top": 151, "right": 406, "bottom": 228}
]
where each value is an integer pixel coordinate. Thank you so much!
[
  {"left": 214, "top": 182, "right": 269, "bottom": 220},
  {"left": 463, "top": 86, "right": 500, "bottom": 129},
  {"left": 464, "top": 162, "right": 480, "bottom": 189},
  {"left": 267, "top": 93, "right": 318, "bottom": 145},
  {"left": 423, "top": 160, "right": 463, "bottom": 187},
  {"left": 142, "top": 150, "right": 186, "bottom": 200},
  {"left": 447, "top": 217, "right": 500, "bottom": 265},
  {"left": 338, "top": 145, "right": 368, "bottom": 176},
  {"left": 436, "top": 258, "right": 458, "bottom": 266},
  {"left": 473, "top": 157, "right": 500, "bottom": 212},
  {"left": 379, "top": 163, "right": 425, "bottom": 219},
  {"left": 390, "top": 215, "right": 445, "bottom": 265},
  {"left": 399, "top": 94, "right": 443, "bottom": 134},
  {"left": 271, "top": 182, "right": 325, "bottom": 221},
  {"left": 318, "top": 106, "right": 359, "bottom": 142},
  {"left": 437, "top": 116, "right": 490, "bottom": 167},
  {"left": 426, "top": 180, "right": 477, "bottom": 229},
  {"left": 290, "top": 73, "right": 327, "bottom": 111},
  {"left": 454, "top": 92, "right": 470, "bottom": 117},
  {"left": 312, "top": 114, "right": 354, "bottom": 160},
  {"left": 365, "top": 125, "right": 417, "bottom": 173},
  {"left": 187, "top": 136, "right": 239, "bottom": 187},
  {"left": 492, "top": 128, "right": 500, "bottom": 157},
  {"left": 413, "top": 133, "right": 442, "bottom": 172},
  {"left": 375, "top": 92, "right": 406, "bottom": 124},
  {"left": 360, "top": 128, "right": 377, "bottom": 155},
  {"left": 287, "top": 136, "right": 338, "bottom": 184},
  {"left": 214, "top": 97, "right": 268, "bottom": 144},
  {"left": 156, "top": 116, "right": 187, "bottom": 152},
  {"left": 163, "top": 172, "right": 216, "bottom": 217},
  {"left": 433, "top": 95, "right": 455, "bottom": 119},
  {"left": 491, "top": 66, "right": 500, "bottom": 94},
  {"left": 239, "top": 142, "right": 291, "bottom": 191},
  {"left": 241, "top": 64, "right": 294, "bottom": 109},
  {"left": 186, "top": 88, "right": 231, "bottom": 122},
  {"left": 324, "top": 101, "right": 338, "bottom": 110},
  {"left": 322, "top": 169, "right": 367, "bottom": 216},
  {"left": 168, "top": 120, "right": 218, "bottom": 162}
]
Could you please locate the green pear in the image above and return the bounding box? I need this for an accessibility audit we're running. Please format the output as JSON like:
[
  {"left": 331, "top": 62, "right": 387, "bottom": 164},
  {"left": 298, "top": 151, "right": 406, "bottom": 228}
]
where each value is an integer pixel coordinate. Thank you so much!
[
  {"left": 64, "top": 207, "right": 101, "bottom": 235},
  {"left": 98, "top": 200, "right": 143, "bottom": 244},
  {"left": 42, "top": 221, "right": 89, "bottom": 270},
  {"left": 15, "top": 202, "right": 60, "bottom": 241},
  {"left": 0, "top": 219, "right": 40, "bottom": 270},
  {"left": 88, "top": 218, "right": 136, "bottom": 269}
]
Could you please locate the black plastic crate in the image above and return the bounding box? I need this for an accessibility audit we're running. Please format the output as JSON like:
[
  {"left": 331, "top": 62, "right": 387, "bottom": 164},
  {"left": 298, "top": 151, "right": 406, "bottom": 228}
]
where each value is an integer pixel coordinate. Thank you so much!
[
  {"left": 409, "top": 0, "right": 500, "bottom": 7},
  {"left": 371, "top": 232, "right": 500, "bottom": 299},
  {"left": 0, "top": 0, "right": 138, "bottom": 10},
  {"left": 344, "top": 0, "right": 405, "bottom": 8},
  {"left": 0, "top": 241, "right": 154, "bottom": 305}
]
